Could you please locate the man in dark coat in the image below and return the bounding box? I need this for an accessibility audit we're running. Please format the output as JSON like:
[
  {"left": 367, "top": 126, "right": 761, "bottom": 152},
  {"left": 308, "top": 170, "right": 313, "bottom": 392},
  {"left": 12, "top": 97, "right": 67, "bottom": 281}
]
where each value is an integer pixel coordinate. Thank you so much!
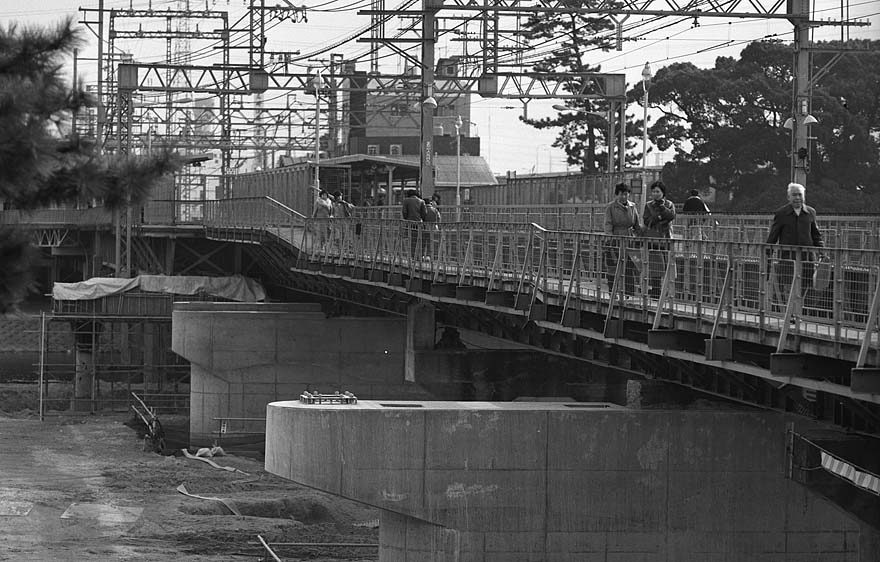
[
  {"left": 682, "top": 189, "right": 715, "bottom": 239},
  {"left": 401, "top": 189, "right": 427, "bottom": 222},
  {"left": 682, "top": 189, "right": 711, "bottom": 214},
  {"left": 766, "top": 182, "right": 824, "bottom": 304},
  {"left": 401, "top": 189, "right": 427, "bottom": 259}
]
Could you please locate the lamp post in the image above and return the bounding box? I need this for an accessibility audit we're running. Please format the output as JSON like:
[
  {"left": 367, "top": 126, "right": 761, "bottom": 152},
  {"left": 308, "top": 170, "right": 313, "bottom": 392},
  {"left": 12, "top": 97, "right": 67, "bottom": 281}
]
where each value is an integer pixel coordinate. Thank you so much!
[
  {"left": 783, "top": 111, "right": 818, "bottom": 185},
  {"left": 313, "top": 69, "right": 322, "bottom": 204},
  {"left": 640, "top": 62, "right": 652, "bottom": 211},
  {"left": 455, "top": 115, "right": 462, "bottom": 221}
]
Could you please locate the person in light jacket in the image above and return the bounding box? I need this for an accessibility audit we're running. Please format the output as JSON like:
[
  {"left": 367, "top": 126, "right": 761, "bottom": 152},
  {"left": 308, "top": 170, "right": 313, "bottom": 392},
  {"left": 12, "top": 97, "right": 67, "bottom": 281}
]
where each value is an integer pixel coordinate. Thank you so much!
[
  {"left": 311, "top": 189, "right": 333, "bottom": 251},
  {"left": 603, "top": 182, "right": 641, "bottom": 295}
]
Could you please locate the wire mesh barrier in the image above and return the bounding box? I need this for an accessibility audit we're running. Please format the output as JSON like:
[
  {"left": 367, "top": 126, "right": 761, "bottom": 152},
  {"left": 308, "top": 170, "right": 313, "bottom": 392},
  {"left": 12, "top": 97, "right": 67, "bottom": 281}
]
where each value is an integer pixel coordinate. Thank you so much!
[
  {"left": 201, "top": 196, "right": 306, "bottom": 246},
  {"left": 296, "top": 217, "right": 880, "bottom": 361},
  {"left": 351, "top": 205, "right": 880, "bottom": 249},
  {"left": 3, "top": 197, "right": 879, "bottom": 250}
]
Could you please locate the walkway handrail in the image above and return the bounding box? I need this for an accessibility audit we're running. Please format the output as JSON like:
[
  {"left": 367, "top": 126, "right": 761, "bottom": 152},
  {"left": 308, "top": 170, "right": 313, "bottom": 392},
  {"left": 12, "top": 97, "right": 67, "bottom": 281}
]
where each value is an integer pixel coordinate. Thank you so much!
[
  {"left": 0, "top": 206, "right": 115, "bottom": 227},
  {"left": 200, "top": 197, "right": 305, "bottom": 245},
  {"left": 3, "top": 201, "right": 878, "bottom": 250},
  {"left": 348, "top": 205, "right": 880, "bottom": 249},
  {"left": 295, "top": 217, "right": 880, "bottom": 363}
]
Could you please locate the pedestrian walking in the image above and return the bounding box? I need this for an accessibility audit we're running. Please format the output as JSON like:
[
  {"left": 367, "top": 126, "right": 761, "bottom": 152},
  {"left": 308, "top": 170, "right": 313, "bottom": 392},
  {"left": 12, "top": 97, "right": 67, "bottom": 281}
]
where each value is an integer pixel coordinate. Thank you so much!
[
  {"left": 424, "top": 198, "right": 441, "bottom": 259},
  {"left": 603, "top": 182, "right": 641, "bottom": 296},
  {"left": 642, "top": 180, "right": 676, "bottom": 298},
  {"left": 682, "top": 189, "right": 711, "bottom": 214},
  {"left": 682, "top": 189, "right": 714, "bottom": 240},
  {"left": 766, "top": 182, "right": 824, "bottom": 308},
  {"left": 401, "top": 189, "right": 427, "bottom": 260},
  {"left": 332, "top": 191, "right": 354, "bottom": 218},
  {"left": 311, "top": 189, "right": 333, "bottom": 251}
]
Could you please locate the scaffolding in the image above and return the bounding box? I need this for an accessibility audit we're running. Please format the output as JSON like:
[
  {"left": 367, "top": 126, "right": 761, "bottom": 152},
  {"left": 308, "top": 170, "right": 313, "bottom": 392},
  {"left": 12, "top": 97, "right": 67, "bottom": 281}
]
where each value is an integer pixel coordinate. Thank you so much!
[{"left": 36, "top": 291, "right": 220, "bottom": 418}]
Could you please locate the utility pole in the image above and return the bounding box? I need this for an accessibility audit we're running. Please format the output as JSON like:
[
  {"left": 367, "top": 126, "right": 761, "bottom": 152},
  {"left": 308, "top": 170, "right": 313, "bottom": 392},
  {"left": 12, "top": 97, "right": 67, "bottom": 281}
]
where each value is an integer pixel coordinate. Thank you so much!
[
  {"left": 419, "top": 0, "right": 441, "bottom": 200},
  {"left": 789, "top": 0, "right": 811, "bottom": 187}
]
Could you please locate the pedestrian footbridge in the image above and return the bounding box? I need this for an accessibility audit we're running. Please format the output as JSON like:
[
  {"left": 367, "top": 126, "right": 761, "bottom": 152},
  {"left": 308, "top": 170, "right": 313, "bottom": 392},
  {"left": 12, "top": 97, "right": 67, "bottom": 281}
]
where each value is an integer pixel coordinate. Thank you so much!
[{"left": 4, "top": 198, "right": 880, "bottom": 425}]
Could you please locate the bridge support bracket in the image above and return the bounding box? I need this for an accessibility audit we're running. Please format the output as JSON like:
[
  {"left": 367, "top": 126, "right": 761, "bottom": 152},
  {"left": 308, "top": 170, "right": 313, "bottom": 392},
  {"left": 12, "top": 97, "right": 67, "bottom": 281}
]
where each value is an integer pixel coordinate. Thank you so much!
[
  {"left": 335, "top": 264, "right": 352, "bottom": 277},
  {"left": 389, "top": 272, "right": 407, "bottom": 287},
  {"left": 368, "top": 269, "right": 388, "bottom": 283},
  {"left": 851, "top": 368, "right": 880, "bottom": 394},
  {"left": 352, "top": 266, "right": 366, "bottom": 279},
  {"left": 770, "top": 352, "right": 822, "bottom": 378},
  {"left": 456, "top": 285, "right": 486, "bottom": 301},
  {"left": 604, "top": 319, "right": 624, "bottom": 339},
  {"left": 704, "top": 338, "right": 733, "bottom": 361},
  {"left": 529, "top": 304, "right": 548, "bottom": 321},
  {"left": 430, "top": 283, "right": 456, "bottom": 298},
  {"left": 321, "top": 263, "right": 336, "bottom": 275},
  {"left": 648, "top": 329, "right": 678, "bottom": 350},
  {"left": 514, "top": 293, "right": 531, "bottom": 311},
  {"left": 485, "top": 290, "right": 512, "bottom": 307},
  {"left": 562, "top": 310, "right": 581, "bottom": 328},
  {"left": 408, "top": 279, "right": 429, "bottom": 293}
]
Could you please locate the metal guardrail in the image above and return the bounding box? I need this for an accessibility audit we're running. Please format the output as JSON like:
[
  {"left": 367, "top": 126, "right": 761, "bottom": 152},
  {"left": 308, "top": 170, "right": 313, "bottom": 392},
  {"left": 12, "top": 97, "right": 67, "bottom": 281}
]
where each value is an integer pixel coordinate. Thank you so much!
[
  {"left": 4, "top": 198, "right": 878, "bottom": 364},
  {"left": 0, "top": 206, "right": 115, "bottom": 227},
  {"left": 2, "top": 199, "right": 878, "bottom": 249},
  {"left": 351, "top": 205, "right": 880, "bottom": 248},
  {"left": 296, "top": 217, "right": 880, "bottom": 360}
]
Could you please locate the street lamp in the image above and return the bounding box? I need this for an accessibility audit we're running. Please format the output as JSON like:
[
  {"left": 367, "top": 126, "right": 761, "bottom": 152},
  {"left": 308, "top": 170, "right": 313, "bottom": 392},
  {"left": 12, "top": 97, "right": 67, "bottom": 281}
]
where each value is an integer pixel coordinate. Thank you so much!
[
  {"left": 455, "top": 115, "right": 463, "bottom": 220},
  {"left": 783, "top": 113, "right": 819, "bottom": 182},
  {"left": 313, "top": 69, "right": 322, "bottom": 203},
  {"left": 640, "top": 62, "right": 652, "bottom": 211}
]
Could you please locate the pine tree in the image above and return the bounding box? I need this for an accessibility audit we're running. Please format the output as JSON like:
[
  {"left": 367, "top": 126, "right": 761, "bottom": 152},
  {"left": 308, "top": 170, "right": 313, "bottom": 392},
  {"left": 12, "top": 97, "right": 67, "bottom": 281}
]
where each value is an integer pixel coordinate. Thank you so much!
[
  {"left": 520, "top": 1, "right": 628, "bottom": 173},
  {"left": 0, "top": 18, "right": 182, "bottom": 312}
]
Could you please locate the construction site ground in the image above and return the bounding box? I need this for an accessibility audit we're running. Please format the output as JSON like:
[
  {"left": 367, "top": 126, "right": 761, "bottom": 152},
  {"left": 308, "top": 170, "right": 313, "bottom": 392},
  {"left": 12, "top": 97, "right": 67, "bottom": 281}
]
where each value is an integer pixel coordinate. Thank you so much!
[{"left": 0, "top": 389, "right": 380, "bottom": 562}]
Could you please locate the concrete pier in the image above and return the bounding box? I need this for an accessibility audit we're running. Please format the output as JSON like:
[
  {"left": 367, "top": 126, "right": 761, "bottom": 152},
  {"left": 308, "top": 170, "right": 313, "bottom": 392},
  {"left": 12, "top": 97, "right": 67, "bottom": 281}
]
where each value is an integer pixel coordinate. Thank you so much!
[
  {"left": 172, "top": 302, "right": 428, "bottom": 445},
  {"left": 172, "top": 301, "right": 638, "bottom": 447},
  {"left": 265, "top": 400, "right": 867, "bottom": 561}
]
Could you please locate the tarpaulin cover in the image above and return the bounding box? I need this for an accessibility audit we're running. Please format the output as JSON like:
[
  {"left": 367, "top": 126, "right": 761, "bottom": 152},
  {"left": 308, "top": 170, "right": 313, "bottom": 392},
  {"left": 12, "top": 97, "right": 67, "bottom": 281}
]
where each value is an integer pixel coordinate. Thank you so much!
[{"left": 52, "top": 275, "right": 266, "bottom": 302}]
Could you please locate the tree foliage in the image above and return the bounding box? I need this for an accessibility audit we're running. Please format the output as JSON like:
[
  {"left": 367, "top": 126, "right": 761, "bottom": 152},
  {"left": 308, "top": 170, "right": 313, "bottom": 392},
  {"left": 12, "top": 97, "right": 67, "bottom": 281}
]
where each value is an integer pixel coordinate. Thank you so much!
[
  {"left": 520, "top": 2, "right": 628, "bottom": 172},
  {"left": 637, "top": 40, "right": 880, "bottom": 211},
  {"left": 0, "top": 19, "right": 182, "bottom": 312}
]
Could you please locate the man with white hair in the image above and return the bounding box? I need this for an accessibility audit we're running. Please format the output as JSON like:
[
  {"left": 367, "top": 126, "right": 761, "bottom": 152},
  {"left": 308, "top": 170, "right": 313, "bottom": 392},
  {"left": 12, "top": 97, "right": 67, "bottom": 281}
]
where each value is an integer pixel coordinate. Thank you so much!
[
  {"left": 767, "top": 183, "right": 823, "bottom": 248},
  {"left": 766, "top": 182, "right": 824, "bottom": 306}
]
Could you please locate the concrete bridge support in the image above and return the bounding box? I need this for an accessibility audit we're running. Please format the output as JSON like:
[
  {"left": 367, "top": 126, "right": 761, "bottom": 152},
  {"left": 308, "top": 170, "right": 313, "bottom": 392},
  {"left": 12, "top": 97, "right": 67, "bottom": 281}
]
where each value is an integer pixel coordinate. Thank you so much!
[
  {"left": 172, "top": 302, "right": 431, "bottom": 445},
  {"left": 265, "top": 401, "right": 874, "bottom": 561}
]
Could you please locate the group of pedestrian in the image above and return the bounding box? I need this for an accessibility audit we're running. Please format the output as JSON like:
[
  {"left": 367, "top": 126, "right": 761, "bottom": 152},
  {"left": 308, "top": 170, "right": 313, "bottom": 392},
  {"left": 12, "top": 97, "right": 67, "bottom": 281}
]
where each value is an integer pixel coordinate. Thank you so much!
[
  {"left": 402, "top": 189, "right": 441, "bottom": 259},
  {"left": 311, "top": 189, "right": 355, "bottom": 251},
  {"left": 603, "top": 180, "right": 677, "bottom": 297},
  {"left": 603, "top": 179, "right": 824, "bottom": 307}
]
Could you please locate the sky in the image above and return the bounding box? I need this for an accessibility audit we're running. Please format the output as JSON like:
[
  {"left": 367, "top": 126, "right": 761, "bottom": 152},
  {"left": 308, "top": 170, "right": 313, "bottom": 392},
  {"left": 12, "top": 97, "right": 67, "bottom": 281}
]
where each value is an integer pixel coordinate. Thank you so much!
[{"left": 2, "top": 0, "right": 878, "bottom": 175}]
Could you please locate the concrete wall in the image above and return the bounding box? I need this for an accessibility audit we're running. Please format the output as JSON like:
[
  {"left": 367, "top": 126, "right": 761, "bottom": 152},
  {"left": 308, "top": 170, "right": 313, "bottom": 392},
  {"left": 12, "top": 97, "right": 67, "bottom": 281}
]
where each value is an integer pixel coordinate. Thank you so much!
[
  {"left": 265, "top": 400, "right": 868, "bottom": 561},
  {"left": 172, "top": 302, "right": 432, "bottom": 445}
]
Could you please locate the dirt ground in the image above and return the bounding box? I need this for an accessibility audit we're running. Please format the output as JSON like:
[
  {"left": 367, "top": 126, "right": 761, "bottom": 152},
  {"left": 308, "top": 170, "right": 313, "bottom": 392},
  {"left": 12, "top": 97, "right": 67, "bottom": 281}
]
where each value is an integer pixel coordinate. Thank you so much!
[{"left": 0, "top": 406, "right": 380, "bottom": 562}]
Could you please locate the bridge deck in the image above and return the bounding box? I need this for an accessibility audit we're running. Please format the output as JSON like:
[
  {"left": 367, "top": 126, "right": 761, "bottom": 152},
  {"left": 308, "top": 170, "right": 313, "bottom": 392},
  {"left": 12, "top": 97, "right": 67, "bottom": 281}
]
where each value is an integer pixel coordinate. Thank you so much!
[{"left": 7, "top": 199, "right": 880, "bottom": 406}]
